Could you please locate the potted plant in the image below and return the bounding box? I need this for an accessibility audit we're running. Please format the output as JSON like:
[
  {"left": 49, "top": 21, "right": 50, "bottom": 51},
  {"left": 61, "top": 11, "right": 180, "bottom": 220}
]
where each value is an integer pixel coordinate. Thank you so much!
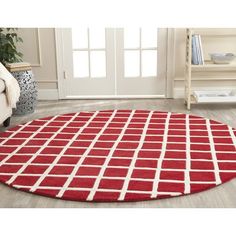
[
  {"left": 0, "top": 28, "right": 23, "bottom": 65},
  {"left": 0, "top": 28, "right": 37, "bottom": 115}
]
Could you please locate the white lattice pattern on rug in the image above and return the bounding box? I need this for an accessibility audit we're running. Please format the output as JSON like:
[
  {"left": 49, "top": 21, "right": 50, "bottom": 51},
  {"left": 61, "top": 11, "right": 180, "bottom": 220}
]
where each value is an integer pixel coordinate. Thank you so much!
[{"left": 0, "top": 110, "right": 236, "bottom": 202}]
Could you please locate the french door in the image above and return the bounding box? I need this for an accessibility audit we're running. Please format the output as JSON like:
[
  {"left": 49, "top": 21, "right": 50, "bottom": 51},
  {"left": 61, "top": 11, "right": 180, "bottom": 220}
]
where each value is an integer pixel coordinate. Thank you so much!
[{"left": 56, "top": 28, "right": 167, "bottom": 99}]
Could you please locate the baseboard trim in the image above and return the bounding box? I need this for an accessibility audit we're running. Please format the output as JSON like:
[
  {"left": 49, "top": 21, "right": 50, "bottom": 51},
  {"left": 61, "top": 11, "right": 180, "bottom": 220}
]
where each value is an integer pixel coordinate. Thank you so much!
[
  {"left": 174, "top": 88, "right": 185, "bottom": 98},
  {"left": 38, "top": 89, "right": 59, "bottom": 100},
  {"left": 63, "top": 95, "right": 165, "bottom": 99}
]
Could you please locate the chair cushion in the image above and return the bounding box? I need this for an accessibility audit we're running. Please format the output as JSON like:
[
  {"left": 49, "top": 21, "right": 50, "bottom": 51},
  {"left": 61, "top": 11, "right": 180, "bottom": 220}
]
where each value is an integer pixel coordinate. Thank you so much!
[{"left": 0, "top": 79, "right": 6, "bottom": 93}]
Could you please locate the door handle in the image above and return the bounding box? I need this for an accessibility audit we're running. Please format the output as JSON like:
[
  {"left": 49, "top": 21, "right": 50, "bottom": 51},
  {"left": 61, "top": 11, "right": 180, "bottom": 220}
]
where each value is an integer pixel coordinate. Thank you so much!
[{"left": 63, "top": 71, "right": 67, "bottom": 79}]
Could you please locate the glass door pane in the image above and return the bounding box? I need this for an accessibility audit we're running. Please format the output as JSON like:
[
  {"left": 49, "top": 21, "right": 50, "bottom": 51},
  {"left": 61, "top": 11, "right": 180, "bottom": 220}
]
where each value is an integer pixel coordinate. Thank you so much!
[
  {"left": 71, "top": 28, "right": 107, "bottom": 79},
  {"left": 124, "top": 28, "right": 140, "bottom": 48},
  {"left": 90, "top": 51, "right": 106, "bottom": 77},
  {"left": 142, "top": 50, "right": 157, "bottom": 77},
  {"left": 90, "top": 28, "right": 106, "bottom": 49},
  {"left": 124, "top": 51, "right": 140, "bottom": 77},
  {"left": 72, "top": 28, "right": 88, "bottom": 49},
  {"left": 142, "top": 28, "right": 157, "bottom": 48},
  {"left": 73, "top": 51, "right": 89, "bottom": 77}
]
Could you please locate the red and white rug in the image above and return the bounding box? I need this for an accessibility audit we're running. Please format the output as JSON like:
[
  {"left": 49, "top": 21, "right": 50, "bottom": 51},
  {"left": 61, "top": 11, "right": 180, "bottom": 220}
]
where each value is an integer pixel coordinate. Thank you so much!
[{"left": 0, "top": 110, "right": 236, "bottom": 202}]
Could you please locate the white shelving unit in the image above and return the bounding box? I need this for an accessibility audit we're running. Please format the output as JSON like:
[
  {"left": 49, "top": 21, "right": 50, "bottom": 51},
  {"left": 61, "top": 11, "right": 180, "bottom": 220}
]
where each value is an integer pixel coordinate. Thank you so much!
[{"left": 185, "top": 28, "right": 236, "bottom": 110}]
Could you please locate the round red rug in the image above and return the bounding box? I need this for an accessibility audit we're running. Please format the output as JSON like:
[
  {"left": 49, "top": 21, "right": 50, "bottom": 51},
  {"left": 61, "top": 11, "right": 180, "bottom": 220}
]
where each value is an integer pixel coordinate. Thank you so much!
[{"left": 0, "top": 110, "right": 236, "bottom": 202}]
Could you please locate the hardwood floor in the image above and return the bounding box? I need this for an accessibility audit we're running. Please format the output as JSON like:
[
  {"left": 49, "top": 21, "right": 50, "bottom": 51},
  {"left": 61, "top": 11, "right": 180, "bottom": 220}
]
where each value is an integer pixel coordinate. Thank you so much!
[{"left": 1, "top": 98, "right": 236, "bottom": 208}]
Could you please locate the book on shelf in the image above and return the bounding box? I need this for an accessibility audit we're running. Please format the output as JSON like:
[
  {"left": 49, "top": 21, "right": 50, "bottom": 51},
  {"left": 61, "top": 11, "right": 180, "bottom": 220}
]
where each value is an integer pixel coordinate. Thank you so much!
[
  {"left": 191, "top": 34, "right": 204, "bottom": 65},
  {"left": 198, "top": 35, "right": 204, "bottom": 64},
  {"left": 191, "top": 35, "right": 198, "bottom": 65},
  {"left": 195, "top": 35, "right": 202, "bottom": 64}
]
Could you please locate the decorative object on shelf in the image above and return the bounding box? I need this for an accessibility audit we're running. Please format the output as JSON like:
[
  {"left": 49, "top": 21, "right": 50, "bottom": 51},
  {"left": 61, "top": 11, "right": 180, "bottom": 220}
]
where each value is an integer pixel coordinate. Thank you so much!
[
  {"left": 0, "top": 28, "right": 23, "bottom": 65},
  {"left": 5, "top": 62, "right": 37, "bottom": 116},
  {"left": 193, "top": 90, "right": 236, "bottom": 103},
  {"left": 210, "top": 53, "right": 235, "bottom": 64}
]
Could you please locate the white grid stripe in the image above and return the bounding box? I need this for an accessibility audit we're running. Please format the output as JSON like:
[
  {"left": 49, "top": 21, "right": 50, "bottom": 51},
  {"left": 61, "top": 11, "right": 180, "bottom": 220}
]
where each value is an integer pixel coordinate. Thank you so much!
[
  {"left": 118, "top": 111, "right": 154, "bottom": 201},
  {"left": 0, "top": 172, "right": 219, "bottom": 183},
  {"left": 2, "top": 144, "right": 235, "bottom": 148},
  {"left": 4, "top": 158, "right": 236, "bottom": 165},
  {"left": 86, "top": 110, "right": 136, "bottom": 201},
  {"left": 8, "top": 177, "right": 218, "bottom": 184},
  {"left": 5, "top": 114, "right": 76, "bottom": 185},
  {"left": 228, "top": 126, "right": 236, "bottom": 148},
  {"left": 2, "top": 143, "right": 233, "bottom": 148},
  {"left": 1, "top": 166, "right": 236, "bottom": 173},
  {"left": 2, "top": 139, "right": 235, "bottom": 146},
  {"left": 184, "top": 114, "right": 191, "bottom": 194},
  {"left": 151, "top": 112, "right": 171, "bottom": 198},
  {"left": 15, "top": 123, "right": 228, "bottom": 127},
  {"left": 2, "top": 133, "right": 234, "bottom": 139},
  {"left": 29, "top": 111, "right": 100, "bottom": 192},
  {"left": 56, "top": 110, "right": 118, "bottom": 198},
  {"left": 206, "top": 119, "right": 221, "bottom": 185},
  {"left": 0, "top": 117, "right": 59, "bottom": 167},
  {"left": 13, "top": 184, "right": 182, "bottom": 196},
  {"left": 4, "top": 128, "right": 230, "bottom": 132},
  {"left": 0, "top": 121, "right": 32, "bottom": 145},
  {"left": 2, "top": 149, "right": 236, "bottom": 156}
]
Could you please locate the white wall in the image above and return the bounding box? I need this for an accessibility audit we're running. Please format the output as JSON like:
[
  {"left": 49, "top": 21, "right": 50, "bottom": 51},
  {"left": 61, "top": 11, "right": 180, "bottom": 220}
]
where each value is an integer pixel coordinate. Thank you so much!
[
  {"left": 18, "top": 28, "right": 58, "bottom": 99},
  {"left": 17, "top": 28, "right": 236, "bottom": 100}
]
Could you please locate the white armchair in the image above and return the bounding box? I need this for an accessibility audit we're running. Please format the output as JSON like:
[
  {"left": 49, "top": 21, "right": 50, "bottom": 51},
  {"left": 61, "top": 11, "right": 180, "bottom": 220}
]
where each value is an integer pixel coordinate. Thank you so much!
[
  {"left": 0, "top": 78, "right": 12, "bottom": 127},
  {"left": 0, "top": 62, "right": 21, "bottom": 127}
]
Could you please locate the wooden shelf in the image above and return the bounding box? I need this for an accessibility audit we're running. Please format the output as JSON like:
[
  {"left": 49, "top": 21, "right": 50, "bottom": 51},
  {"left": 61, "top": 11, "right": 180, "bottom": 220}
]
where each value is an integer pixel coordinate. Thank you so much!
[
  {"left": 191, "top": 61, "right": 236, "bottom": 71},
  {"left": 175, "top": 77, "right": 236, "bottom": 81},
  {"left": 190, "top": 29, "right": 236, "bottom": 37},
  {"left": 189, "top": 94, "right": 236, "bottom": 104},
  {"left": 184, "top": 29, "right": 236, "bottom": 110}
]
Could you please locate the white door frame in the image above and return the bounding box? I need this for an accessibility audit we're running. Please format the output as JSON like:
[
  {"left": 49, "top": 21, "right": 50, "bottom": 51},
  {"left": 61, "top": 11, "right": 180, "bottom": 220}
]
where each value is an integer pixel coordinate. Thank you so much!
[
  {"left": 55, "top": 28, "right": 66, "bottom": 99},
  {"left": 166, "top": 28, "right": 175, "bottom": 98},
  {"left": 55, "top": 28, "right": 175, "bottom": 99}
]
